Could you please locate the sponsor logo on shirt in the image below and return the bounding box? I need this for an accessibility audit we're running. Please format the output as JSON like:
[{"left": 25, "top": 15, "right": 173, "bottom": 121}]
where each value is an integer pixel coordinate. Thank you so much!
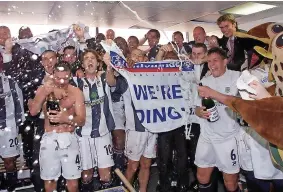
[{"left": 225, "top": 87, "right": 230, "bottom": 93}]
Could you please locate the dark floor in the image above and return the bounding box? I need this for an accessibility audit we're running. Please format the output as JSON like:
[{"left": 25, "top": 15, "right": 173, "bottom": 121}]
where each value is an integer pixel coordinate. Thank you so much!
[{"left": 16, "top": 167, "right": 225, "bottom": 192}]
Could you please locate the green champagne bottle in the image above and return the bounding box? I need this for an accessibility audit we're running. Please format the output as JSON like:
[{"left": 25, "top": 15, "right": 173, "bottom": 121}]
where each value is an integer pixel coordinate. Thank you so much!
[{"left": 199, "top": 83, "right": 219, "bottom": 122}]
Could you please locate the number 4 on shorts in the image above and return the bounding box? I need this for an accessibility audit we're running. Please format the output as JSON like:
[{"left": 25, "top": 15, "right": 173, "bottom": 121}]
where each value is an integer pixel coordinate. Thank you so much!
[
  {"left": 75, "top": 155, "right": 80, "bottom": 164},
  {"left": 75, "top": 155, "right": 81, "bottom": 170}
]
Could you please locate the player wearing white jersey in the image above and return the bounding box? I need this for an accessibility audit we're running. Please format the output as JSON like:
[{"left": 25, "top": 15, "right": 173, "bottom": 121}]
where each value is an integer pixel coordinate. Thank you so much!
[
  {"left": 195, "top": 48, "right": 241, "bottom": 192},
  {"left": 106, "top": 49, "right": 157, "bottom": 192},
  {"left": 186, "top": 43, "right": 220, "bottom": 192},
  {"left": 0, "top": 63, "right": 25, "bottom": 191},
  {"left": 72, "top": 49, "right": 115, "bottom": 191}
]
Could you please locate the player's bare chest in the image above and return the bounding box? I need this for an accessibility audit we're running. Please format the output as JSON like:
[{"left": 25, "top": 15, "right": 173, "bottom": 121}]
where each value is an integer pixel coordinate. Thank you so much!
[{"left": 59, "top": 96, "right": 75, "bottom": 110}]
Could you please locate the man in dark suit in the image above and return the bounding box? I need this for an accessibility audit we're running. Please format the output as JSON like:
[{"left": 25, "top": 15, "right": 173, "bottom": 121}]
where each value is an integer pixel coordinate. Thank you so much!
[{"left": 217, "top": 14, "right": 267, "bottom": 72}]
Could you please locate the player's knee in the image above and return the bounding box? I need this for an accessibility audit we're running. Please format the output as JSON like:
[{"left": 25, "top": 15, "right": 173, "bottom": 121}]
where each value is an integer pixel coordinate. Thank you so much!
[
  {"left": 44, "top": 180, "right": 56, "bottom": 192},
  {"left": 140, "top": 158, "right": 151, "bottom": 170},
  {"left": 66, "top": 179, "right": 79, "bottom": 192},
  {"left": 127, "top": 160, "right": 139, "bottom": 173},
  {"left": 223, "top": 175, "right": 238, "bottom": 191},
  {"left": 99, "top": 167, "right": 111, "bottom": 182},
  {"left": 224, "top": 180, "right": 238, "bottom": 191},
  {"left": 81, "top": 169, "right": 93, "bottom": 183},
  {"left": 197, "top": 170, "right": 210, "bottom": 184},
  {"left": 3, "top": 157, "right": 16, "bottom": 171}
]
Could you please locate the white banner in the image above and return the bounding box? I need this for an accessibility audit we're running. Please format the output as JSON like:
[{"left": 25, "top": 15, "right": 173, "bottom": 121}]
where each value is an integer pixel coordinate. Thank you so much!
[
  {"left": 102, "top": 41, "right": 197, "bottom": 132},
  {"left": 14, "top": 23, "right": 91, "bottom": 55}
]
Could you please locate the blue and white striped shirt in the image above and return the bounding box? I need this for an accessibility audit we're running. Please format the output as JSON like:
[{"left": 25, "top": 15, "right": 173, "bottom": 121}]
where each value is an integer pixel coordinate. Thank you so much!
[
  {"left": 0, "top": 73, "right": 25, "bottom": 131},
  {"left": 72, "top": 73, "right": 115, "bottom": 138}
]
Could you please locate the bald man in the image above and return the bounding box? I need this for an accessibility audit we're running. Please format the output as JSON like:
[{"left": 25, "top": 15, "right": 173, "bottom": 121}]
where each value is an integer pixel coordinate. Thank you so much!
[
  {"left": 188, "top": 26, "right": 209, "bottom": 49},
  {"left": 106, "top": 29, "right": 115, "bottom": 40}
]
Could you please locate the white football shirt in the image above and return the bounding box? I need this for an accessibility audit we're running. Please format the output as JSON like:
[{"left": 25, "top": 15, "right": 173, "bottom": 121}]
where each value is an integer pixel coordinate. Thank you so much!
[{"left": 197, "top": 69, "right": 241, "bottom": 142}]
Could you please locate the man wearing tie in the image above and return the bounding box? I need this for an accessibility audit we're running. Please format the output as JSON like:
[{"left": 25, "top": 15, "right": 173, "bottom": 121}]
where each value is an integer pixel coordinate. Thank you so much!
[{"left": 217, "top": 14, "right": 267, "bottom": 72}]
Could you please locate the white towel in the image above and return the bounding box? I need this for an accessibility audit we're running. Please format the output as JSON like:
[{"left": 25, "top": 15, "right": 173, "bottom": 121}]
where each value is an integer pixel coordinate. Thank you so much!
[{"left": 237, "top": 70, "right": 258, "bottom": 100}]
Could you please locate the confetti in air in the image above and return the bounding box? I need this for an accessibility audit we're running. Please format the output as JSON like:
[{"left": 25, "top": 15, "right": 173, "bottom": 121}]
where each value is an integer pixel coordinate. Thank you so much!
[{"left": 31, "top": 54, "right": 38, "bottom": 60}]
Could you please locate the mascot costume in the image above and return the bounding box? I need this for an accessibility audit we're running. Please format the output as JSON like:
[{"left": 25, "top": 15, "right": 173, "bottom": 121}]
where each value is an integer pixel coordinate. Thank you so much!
[{"left": 221, "top": 22, "right": 283, "bottom": 168}]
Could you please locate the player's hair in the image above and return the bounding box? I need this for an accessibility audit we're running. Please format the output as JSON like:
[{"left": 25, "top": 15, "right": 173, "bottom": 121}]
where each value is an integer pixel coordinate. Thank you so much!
[
  {"left": 173, "top": 31, "right": 184, "bottom": 40},
  {"left": 63, "top": 45, "right": 76, "bottom": 53},
  {"left": 192, "top": 43, "right": 207, "bottom": 53},
  {"left": 54, "top": 61, "right": 71, "bottom": 72},
  {"left": 217, "top": 13, "right": 238, "bottom": 29},
  {"left": 148, "top": 29, "right": 160, "bottom": 39},
  {"left": 128, "top": 36, "right": 139, "bottom": 44},
  {"left": 41, "top": 50, "right": 57, "bottom": 59},
  {"left": 80, "top": 49, "right": 101, "bottom": 63},
  {"left": 193, "top": 26, "right": 206, "bottom": 33},
  {"left": 207, "top": 47, "right": 227, "bottom": 59}
]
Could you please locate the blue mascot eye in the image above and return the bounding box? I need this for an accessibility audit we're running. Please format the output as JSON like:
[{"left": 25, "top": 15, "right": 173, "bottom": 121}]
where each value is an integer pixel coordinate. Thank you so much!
[
  {"left": 275, "top": 34, "right": 283, "bottom": 49},
  {"left": 272, "top": 25, "right": 283, "bottom": 34}
]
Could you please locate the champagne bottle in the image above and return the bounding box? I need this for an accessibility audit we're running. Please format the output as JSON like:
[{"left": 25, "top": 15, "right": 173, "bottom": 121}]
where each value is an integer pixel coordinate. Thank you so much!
[
  {"left": 199, "top": 83, "right": 219, "bottom": 122},
  {"left": 46, "top": 93, "right": 60, "bottom": 126}
]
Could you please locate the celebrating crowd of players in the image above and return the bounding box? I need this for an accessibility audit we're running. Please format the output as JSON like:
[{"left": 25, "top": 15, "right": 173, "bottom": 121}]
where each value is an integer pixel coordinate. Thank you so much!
[{"left": 0, "top": 13, "right": 283, "bottom": 192}]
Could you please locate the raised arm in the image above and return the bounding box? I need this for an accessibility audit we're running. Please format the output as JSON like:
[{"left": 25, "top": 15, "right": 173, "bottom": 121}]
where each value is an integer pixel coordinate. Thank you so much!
[
  {"left": 139, "top": 34, "right": 147, "bottom": 46},
  {"left": 155, "top": 44, "right": 173, "bottom": 61},
  {"left": 103, "top": 53, "right": 117, "bottom": 86}
]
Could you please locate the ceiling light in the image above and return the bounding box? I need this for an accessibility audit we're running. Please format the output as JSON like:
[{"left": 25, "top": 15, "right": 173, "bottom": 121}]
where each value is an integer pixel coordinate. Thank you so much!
[{"left": 222, "top": 2, "right": 276, "bottom": 15}]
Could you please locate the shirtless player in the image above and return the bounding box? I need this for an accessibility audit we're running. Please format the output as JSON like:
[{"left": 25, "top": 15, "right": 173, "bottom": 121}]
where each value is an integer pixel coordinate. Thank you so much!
[{"left": 28, "top": 61, "right": 86, "bottom": 192}]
